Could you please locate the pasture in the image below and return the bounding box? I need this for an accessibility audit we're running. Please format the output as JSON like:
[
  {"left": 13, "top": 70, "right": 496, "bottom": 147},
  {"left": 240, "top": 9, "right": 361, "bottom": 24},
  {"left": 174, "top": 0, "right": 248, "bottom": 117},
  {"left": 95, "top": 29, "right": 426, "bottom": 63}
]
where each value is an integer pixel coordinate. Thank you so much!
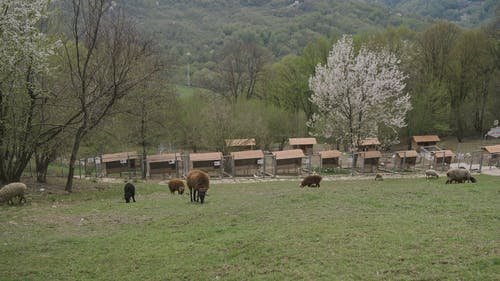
[{"left": 1, "top": 176, "right": 499, "bottom": 280}]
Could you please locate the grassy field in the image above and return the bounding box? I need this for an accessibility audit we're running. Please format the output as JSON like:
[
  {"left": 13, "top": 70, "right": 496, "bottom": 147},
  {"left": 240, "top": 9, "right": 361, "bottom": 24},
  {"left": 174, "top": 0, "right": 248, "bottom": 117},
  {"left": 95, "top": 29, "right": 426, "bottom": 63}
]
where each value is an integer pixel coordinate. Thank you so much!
[{"left": 1, "top": 176, "right": 499, "bottom": 281}]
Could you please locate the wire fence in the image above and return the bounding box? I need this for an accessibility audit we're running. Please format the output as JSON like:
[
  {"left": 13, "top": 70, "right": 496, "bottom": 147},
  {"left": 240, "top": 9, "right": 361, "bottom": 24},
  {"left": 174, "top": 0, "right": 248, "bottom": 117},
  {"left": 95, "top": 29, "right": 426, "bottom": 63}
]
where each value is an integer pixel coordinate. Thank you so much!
[{"left": 22, "top": 150, "right": 499, "bottom": 180}]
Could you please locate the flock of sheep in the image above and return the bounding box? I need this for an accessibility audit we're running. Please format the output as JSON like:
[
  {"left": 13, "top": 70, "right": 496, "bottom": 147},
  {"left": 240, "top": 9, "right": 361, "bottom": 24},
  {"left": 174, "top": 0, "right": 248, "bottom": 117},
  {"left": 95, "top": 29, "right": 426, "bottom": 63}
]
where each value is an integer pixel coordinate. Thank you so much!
[
  {"left": 124, "top": 169, "right": 211, "bottom": 204},
  {"left": 0, "top": 168, "right": 478, "bottom": 206}
]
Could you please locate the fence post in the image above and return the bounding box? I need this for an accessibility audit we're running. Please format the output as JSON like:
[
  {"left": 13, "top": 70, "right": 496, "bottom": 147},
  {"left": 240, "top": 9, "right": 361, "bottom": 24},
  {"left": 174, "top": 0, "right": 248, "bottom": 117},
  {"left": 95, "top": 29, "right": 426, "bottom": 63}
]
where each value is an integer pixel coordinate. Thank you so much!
[
  {"left": 61, "top": 158, "right": 65, "bottom": 177},
  {"left": 351, "top": 151, "right": 355, "bottom": 176},
  {"left": 95, "top": 156, "right": 99, "bottom": 178},
  {"left": 29, "top": 158, "right": 33, "bottom": 178},
  {"left": 478, "top": 153, "right": 483, "bottom": 172},
  {"left": 141, "top": 154, "right": 146, "bottom": 179},
  {"left": 231, "top": 156, "right": 235, "bottom": 178},
  {"left": 403, "top": 152, "right": 407, "bottom": 172},
  {"left": 272, "top": 155, "right": 278, "bottom": 178},
  {"left": 469, "top": 152, "right": 473, "bottom": 171},
  {"left": 319, "top": 155, "right": 323, "bottom": 172}
]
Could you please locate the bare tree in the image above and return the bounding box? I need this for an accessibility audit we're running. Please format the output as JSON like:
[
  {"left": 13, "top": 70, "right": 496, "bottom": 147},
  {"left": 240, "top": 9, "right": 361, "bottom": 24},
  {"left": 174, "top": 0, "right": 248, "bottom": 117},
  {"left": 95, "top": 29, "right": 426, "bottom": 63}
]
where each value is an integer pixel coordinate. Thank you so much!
[
  {"left": 61, "top": 0, "right": 161, "bottom": 191},
  {"left": 212, "top": 41, "right": 269, "bottom": 101}
]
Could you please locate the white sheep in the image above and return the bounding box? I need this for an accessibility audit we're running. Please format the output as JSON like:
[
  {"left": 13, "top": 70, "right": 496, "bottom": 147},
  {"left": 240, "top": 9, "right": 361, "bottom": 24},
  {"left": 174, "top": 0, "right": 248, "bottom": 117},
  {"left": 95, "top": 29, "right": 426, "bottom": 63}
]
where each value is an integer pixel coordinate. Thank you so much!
[
  {"left": 446, "top": 168, "right": 476, "bottom": 184},
  {"left": 425, "top": 169, "right": 439, "bottom": 179},
  {"left": 0, "top": 182, "right": 28, "bottom": 205}
]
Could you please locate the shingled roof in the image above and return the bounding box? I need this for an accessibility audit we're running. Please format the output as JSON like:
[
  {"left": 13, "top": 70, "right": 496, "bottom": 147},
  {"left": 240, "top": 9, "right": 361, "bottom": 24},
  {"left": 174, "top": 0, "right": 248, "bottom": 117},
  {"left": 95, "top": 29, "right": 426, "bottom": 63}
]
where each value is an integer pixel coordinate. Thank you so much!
[
  {"left": 189, "top": 152, "right": 223, "bottom": 162},
  {"left": 481, "top": 144, "right": 500, "bottom": 154},
  {"left": 432, "top": 150, "right": 455, "bottom": 158},
  {"left": 273, "top": 149, "right": 305, "bottom": 160},
  {"left": 395, "top": 150, "right": 419, "bottom": 158},
  {"left": 412, "top": 135, "right": 440, "bottom": 143},
  {"left": 225, "top": 138, "right": 256, "bottom": 147},
  {"left": 231, "top": 150, "right": 264, "bottom": 160},
  {"left": 319, "top": 150, "right": 342, "bottom": 159},
  {"left": 359, "top": 138, "right": 380, "bottom": 146},
  {"left": 101, "top": 151, "right": 139, "bottom": 163},
  {"left": 289, "top": 138, "right": 317, "bottom": 146},
  {"left": 147, "top": 153, "right": 180, "bottom": 163}
]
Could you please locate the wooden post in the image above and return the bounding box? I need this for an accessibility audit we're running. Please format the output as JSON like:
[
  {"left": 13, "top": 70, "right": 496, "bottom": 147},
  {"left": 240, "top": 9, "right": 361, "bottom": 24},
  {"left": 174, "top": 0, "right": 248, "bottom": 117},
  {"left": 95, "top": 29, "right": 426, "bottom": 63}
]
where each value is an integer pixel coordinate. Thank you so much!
[{"left": 402, "top": 151, "right": 407, "bottom": 172}]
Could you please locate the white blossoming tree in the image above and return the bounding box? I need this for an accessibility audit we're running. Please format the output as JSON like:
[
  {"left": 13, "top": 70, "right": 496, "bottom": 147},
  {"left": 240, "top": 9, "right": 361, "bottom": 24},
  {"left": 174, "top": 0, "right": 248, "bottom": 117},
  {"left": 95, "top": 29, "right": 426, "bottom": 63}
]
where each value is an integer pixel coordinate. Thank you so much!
[
  {"left": 308, "top": 35, "right": 411, "bottom": 150},
  {"left": 0, "top": 0, "right": 59, "bottom": 183}
]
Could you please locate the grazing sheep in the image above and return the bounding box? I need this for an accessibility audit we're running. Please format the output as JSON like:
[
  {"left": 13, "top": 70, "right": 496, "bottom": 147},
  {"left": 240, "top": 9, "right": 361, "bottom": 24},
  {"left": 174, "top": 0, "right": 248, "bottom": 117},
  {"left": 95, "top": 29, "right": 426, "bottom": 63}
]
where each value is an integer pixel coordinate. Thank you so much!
[
  {"left": 186, "top": 170, "right": 210, "bottom": 204},
  {"left": 0, "top": 182, "right": 28, "bottom": 205},
  {"left": 445, "top": 168, "right": 476, "bottom": 184},
  {"left": 124, "top": 182, "right": 136, "bottom": 203},
  {"left": 168, "top": 179, "right": 185, "bottom": 195},
  {"left": 300, "top": 174, "right": 322, "bottom": 187},
  {"left": 425, "top": 169, "right": 439, "bottom": 179},
  {"left": 374, "top": 173, "right": 384, "bottom": 181}
]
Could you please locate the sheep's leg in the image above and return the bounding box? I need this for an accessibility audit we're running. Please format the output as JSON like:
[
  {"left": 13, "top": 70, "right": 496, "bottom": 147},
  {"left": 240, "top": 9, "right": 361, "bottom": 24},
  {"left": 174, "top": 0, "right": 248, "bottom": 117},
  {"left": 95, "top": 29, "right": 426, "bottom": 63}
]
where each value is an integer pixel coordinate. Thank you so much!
[{"left": 132, "top": 196, "right": 136, "bottom": 202}]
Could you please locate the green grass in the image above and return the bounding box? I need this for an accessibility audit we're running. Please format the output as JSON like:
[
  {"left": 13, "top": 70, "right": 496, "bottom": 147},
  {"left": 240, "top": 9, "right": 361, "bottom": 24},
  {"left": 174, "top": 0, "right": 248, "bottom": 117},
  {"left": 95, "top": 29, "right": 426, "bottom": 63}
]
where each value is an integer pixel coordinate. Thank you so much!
[
  {"left": 1, "top": 176, "right": 499, "bottom": 280},
  {"left": 175, "top": 84, "right": 213, "bottom": 99}
]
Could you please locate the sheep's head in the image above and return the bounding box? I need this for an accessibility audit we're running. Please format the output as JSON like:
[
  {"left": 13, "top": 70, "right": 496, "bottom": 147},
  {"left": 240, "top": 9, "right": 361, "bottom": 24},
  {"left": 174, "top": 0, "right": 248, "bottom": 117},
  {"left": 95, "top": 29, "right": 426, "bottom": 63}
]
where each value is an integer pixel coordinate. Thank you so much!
[
  {"left": 198, "top": 190, "right": 206, "bottom": 204},
  {"left": 178, "top": 185, "right": 185, "bottom": 194}
]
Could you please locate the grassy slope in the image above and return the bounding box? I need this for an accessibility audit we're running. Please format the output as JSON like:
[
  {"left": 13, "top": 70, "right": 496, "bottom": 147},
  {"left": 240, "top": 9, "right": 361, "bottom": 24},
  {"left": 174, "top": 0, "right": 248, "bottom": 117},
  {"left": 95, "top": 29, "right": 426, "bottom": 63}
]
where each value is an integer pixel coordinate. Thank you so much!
[{"left": 1, "top": 176, "right": 499, "bottom": 280}]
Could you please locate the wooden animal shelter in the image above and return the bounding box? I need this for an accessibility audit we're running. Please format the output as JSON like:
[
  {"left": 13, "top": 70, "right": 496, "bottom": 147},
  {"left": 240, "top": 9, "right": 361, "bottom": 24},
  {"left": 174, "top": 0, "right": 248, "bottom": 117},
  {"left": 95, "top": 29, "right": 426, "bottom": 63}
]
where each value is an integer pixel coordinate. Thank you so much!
[
  {"left": 225, "top": 138, "right": 256, "bottom": 152},
  {"left": 411, "top": 135, "right": 440, "bottom": 152},
  {"left": 189, "top": 152, "right": 223, "bottom": 177},
  {"left": 358, "top": 138, "right": 380, "bottom": 151},
  {"left": 230, "top": 149, "right": 264, "bottom": 177},
  {"left": 319, "top": 150, "right": 341, "bottom": 170},
  {"left": 288, "top": 137, "right": 317, "bottom": 155},
  {"left": 432, "top": 150, "right": 455, "bottom": 166},
  {"left": 357, "top": 150, "right": 382, "bottom": 173},
  {"left": 101, "top": 151, "right": 140, "bottom": 176},
  {"left": 272, "top": 149, "right": 305, "bottom": 175},
  {"left": 481, "top": 144, "right": 500, "bottom": 167},
  {"left": 394, "top": 150, "right": 418, "bottom": 170},
  {"left": 146, "top": 153, "right": 182, "bottom": 179}
]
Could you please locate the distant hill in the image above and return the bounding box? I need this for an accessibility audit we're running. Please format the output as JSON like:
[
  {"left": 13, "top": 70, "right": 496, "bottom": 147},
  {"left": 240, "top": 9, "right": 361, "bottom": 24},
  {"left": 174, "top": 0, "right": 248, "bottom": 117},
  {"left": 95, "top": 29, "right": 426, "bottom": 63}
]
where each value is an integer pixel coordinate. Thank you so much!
[
  {"left": 118, "top": 0, "right": 496, "bottom": 82},
  {"left": 367, "top": 0, "right": 495, "bottom": 26}
]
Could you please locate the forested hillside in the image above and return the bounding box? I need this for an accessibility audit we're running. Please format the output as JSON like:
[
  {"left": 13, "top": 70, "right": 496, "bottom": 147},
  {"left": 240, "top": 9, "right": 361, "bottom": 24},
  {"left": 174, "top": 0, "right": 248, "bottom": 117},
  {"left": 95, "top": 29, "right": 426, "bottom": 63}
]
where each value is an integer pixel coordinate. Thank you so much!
[{"left": 119, "top": 0, "right": 496, "bottom": 79}]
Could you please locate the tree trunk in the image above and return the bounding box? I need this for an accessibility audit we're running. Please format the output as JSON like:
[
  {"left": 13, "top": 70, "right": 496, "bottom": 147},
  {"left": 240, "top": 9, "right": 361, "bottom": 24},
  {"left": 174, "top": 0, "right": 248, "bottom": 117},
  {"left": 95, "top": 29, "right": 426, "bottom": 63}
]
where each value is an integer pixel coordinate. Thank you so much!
[
  {"left": 35, "top": 155, "right": 50, "bottom": 183},
  {"left": 65, "top": 128, "right": 85, "bottom": 192},
  {"left": 455, "top": 108, "right": 464, "bottom": 143},
  {"left": 140, "top": 103, "right": 147, "bottom": 179}
]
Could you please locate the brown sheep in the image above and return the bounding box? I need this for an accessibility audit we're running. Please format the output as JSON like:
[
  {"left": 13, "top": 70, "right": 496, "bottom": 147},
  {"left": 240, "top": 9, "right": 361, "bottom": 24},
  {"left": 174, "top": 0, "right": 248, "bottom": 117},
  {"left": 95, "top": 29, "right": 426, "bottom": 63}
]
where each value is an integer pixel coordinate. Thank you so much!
[
  {"left": 374, "top": 173, "right": 383, "bottom": 181},
  {"left": 300, "top": 174, "right": 322, "bottom": 188},
  {"left": 186, "top": 170, "right": 210, "bottom": 204},
  {"left": 168, "top": 179, "right": 185, "bottom": 195}
]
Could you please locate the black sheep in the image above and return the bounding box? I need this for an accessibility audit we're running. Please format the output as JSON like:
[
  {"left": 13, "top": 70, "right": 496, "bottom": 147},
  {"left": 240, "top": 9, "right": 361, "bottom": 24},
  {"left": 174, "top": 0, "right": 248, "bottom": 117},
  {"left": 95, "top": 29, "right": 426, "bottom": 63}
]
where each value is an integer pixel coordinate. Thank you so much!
[{"left": 124, "top": 182, "right": 136, "bottom": 203}]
